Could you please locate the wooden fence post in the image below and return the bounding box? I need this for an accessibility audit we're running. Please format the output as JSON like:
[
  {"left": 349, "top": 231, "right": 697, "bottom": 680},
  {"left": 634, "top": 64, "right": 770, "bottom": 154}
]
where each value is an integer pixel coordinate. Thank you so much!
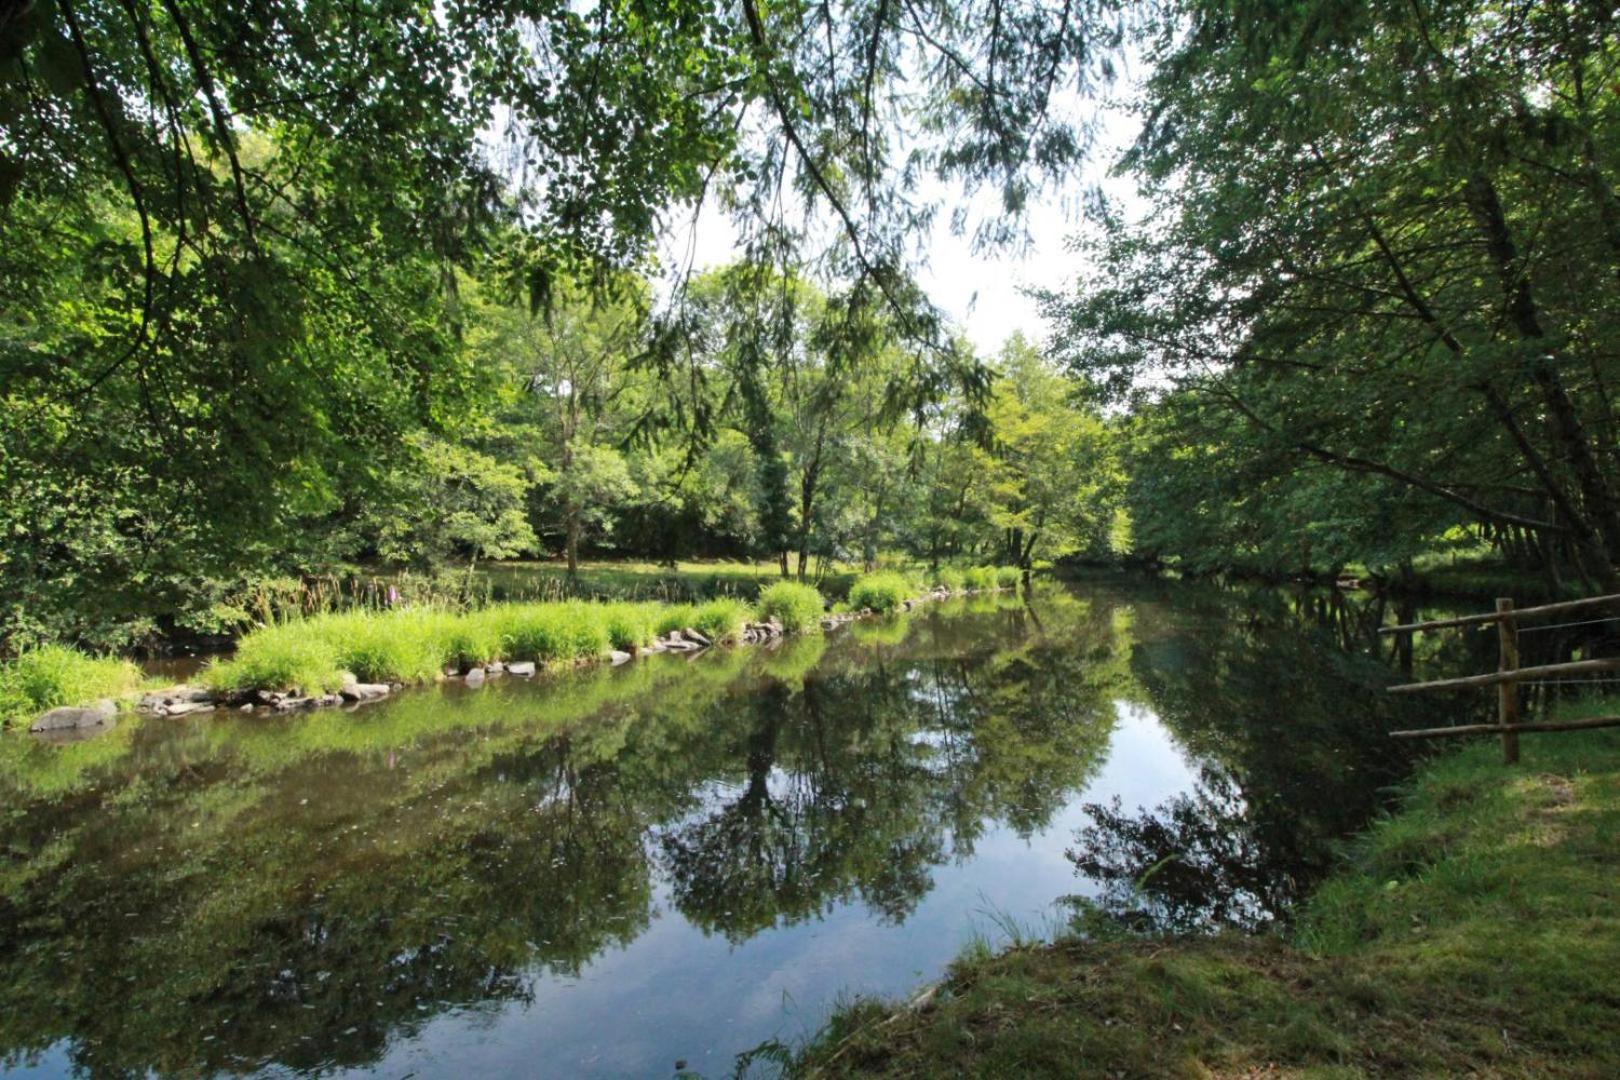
[{"left": 1496, "top": 597, "right": 1521, "bottom": 764}]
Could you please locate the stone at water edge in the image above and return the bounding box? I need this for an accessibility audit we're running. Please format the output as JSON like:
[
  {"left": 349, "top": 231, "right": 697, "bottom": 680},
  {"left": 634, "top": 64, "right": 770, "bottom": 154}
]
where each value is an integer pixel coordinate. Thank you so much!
[
  {"left": 138, "top": 685, "right": 214, "bottom": 712},
  {"left": 682, "top": 627, "right": 711, "bottom": 647},
  {"left": 463, "top": 668, "right": 486, "bottom": 688},
  {"left": 339, "top": 682, "right": 391, "bottom": 702},
  {"left": 609, "top": 650, "right": 632, "bottom": 665},
  {"left": 29, "top": 699, "right": 117, "bottom": 733},
  {"left": 507, "top": 661, "right": 537, "bottom": 677}
]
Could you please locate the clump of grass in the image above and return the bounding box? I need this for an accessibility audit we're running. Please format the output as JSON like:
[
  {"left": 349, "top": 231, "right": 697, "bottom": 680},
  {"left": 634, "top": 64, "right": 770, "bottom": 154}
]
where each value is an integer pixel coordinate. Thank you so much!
[
  {"left": 692, "top": 598, "right": 752, "bottom": 643},
  {"left": 757, "top": 581, "right": 826, "bottom": 633},
  {"left": 995, "top": 565, "right": 1023, "bottom": 587},
  {"left": 848, "top": 571, "right": 913, "bottom": 613},
  {"left": 500, "top": 602, "right": 611, "bottom": 663},
  {"left": 653, "top": 603, "right": 700, "bottom": 638},
  {"left": 932, "top": 567, "right": 966, "bottom": 591},
  {"left": 319, "top": 610, "right": 449, "bottom": 684},
  {"left": 204, "top": 625, "right": 344, "bottom": 695},
  {"left": 599, "top": 602, "right": 660, "bottom": 651},
  {"left": 438, "top": 608, "right": 506, "bottom": 671},
  {"left": 963, "top": 566, "right": 998, "bottom": 590},
  {"left": 0, "top": 646, "right": 141, "bottom": 728}
]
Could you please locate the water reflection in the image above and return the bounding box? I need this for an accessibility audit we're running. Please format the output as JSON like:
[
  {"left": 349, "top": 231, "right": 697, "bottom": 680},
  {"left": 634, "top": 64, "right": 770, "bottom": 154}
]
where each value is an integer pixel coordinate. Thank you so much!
[{"left": 0, "top": 579, "right": 1455, "bottom": 1077}]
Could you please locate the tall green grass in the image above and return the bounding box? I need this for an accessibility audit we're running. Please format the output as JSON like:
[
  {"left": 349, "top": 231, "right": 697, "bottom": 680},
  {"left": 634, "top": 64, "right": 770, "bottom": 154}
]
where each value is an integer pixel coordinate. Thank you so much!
[
  {"left": 963, "top": 566, "right": 999, "bottom": 590},
  {"left": 932, "top": 567, "right": 966, "bottom": 591},
  {"left": 848, "top": 571, "right": 914, "bottom": 613},
  {"left": 757, "top": 581, "right": 827, "bottom": 633},
  {"left": 0, "top": 646, "right": 141, "bottom": 729},
  {"left": 204, "top": 590, "right": 825, "bottom": 693}
]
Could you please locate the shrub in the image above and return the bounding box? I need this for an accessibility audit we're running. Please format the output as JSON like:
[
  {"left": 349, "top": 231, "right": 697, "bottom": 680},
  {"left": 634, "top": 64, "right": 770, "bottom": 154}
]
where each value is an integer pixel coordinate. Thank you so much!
[
  {"left": 204, "top": 625, "right": 343, "bottom": 694},
  {"left": 995, "top": 565, "right": 1023, "bottom": 587},
  {"left": 963, "top": 566, "right": 998, "bottom": 591},
  {"left": 932, "top": 567, "right": 965, "bottom": 591},
  {"left": 0, "top": 646, "right": 141, "bottom": 728},
  {"left": 757, "top": 581, "right": 826, "bottom": 633},
  {"left": 692, "top": 598, "right": 752, "bottom": 643},
  {"left": 848, "top": 571, "right": 912, "bottom": 613}
]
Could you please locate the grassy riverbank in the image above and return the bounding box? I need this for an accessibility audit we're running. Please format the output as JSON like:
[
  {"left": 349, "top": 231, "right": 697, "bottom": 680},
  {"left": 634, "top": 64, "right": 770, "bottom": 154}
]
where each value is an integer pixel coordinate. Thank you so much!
[
  {"left": 0, "top": 568, "right": 1024, "bottom": 725},
  {"left": 793, "top": 695, "right": 1620, "bottom": 1077}
]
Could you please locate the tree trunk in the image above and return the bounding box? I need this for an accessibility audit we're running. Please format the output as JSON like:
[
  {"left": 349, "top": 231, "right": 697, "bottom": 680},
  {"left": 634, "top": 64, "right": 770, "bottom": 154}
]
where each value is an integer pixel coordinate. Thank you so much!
[{"left": 1467, "top": 172, "right": 1620, "bottom": 585}]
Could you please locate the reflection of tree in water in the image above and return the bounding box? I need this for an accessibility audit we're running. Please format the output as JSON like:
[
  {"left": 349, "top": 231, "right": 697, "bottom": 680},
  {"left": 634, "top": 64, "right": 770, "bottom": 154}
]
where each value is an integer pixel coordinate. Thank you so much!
[
  {"left": 1066, "top": 590, "right": 1450, "bottom": 933},
  {"left": 659, "top": 603, "right": 1121, "bottom": 940},
  {"left": 0, "top": 590, "right": 1123, "bottom": 1075},
  {"left": 0, "top": 732, "right": 657, "bottom": 1078},
  {"left": 657, "top": 678, "right": 946, "bottom": 940},
  {"left": 1070, "top": 769, "right": 1289, "bottom": 933}
]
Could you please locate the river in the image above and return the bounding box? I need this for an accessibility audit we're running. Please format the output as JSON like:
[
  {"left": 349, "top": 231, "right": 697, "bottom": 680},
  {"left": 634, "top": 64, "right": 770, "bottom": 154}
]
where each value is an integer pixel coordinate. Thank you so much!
[{"left": 0, "top": 576, "right": 1479, "bottom": 1078}]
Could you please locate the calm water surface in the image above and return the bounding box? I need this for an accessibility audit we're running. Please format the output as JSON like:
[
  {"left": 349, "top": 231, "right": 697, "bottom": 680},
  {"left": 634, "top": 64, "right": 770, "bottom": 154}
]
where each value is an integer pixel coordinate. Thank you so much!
[{"left": 0, "top": 578, "right": 1474, "bottom": 1078}]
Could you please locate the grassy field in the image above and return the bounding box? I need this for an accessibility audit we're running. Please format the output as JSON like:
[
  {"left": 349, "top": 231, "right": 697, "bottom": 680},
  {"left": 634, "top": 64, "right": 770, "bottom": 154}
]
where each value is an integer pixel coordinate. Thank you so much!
[{"left": 792, "top": 694, "right": 1620, "bottom": 1078}]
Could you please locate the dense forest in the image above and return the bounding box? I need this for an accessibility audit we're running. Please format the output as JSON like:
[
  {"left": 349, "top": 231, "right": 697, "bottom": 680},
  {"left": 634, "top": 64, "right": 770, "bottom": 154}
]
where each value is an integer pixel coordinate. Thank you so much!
[{"left": 3, "top": 0, "right": 1618, "bottom": 652}]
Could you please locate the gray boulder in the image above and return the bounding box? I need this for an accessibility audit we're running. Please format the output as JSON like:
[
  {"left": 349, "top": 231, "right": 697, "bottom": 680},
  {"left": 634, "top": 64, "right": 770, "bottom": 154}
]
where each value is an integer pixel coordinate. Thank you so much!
[
  {"left": 30, "top": 699, "right": 117, "bottom": 733},
  {"left": 338, "top": 682, "right": 391, "bottom": 702},
  {"left": 507, "top": 661, "right": 537, "bottom": 676}
]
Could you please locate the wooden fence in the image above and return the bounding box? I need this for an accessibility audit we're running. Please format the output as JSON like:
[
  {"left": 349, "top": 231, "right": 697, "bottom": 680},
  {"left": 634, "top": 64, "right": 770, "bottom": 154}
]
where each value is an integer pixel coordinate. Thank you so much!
[{"left": 1380, "top": 593, "right": 1620, "bottom": 763}]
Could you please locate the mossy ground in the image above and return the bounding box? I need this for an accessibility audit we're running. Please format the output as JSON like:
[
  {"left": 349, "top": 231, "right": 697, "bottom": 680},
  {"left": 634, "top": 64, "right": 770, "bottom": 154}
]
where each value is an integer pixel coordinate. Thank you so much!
[{"left": 793, "top": 696, "right": 1620, "bottom": 1078}]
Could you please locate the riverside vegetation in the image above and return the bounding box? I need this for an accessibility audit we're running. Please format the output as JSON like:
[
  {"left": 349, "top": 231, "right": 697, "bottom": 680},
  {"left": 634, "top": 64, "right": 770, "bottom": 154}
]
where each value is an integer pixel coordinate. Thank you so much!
[{"left": 0, "top": 568, "right": 1023, "bottom": 730}]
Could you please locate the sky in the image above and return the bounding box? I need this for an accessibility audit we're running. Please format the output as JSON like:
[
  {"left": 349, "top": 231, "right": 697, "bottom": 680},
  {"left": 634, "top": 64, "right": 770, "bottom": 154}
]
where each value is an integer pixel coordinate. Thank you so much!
[{"left": 654, "top": 96, "right": 1145, "bottom": 358}]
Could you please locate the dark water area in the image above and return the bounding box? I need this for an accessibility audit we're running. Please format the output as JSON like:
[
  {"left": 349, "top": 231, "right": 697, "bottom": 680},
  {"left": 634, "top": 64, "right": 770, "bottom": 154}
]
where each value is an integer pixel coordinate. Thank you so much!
[{"left": 0, "top": 577, "right": 1484, "bottom": 1078}]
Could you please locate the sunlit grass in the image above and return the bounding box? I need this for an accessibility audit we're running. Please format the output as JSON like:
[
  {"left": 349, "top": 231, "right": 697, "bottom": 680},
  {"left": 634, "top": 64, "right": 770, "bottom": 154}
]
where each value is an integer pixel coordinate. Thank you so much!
[
  {"left": 757, "top": 581, "right": 827, "bottom": 633},
  {"left": 0, "top": 646, "right": 142, "bottom": 729},
  {"left": 848, "top": 571, "right": 914, "bottom": 613}
]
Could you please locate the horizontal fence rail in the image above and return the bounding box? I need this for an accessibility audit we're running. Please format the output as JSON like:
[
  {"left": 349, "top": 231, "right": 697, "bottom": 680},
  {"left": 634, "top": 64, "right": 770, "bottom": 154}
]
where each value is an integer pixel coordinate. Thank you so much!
[
  {"left": 1388, "top": 657, "right": 1620, "bottom": 694},
  {"left": 1379, "top": 593, "right": 1620, "bottom": 636},
  {"left": 1384, "top": 594, "right": 1620, "bottom": 762}
]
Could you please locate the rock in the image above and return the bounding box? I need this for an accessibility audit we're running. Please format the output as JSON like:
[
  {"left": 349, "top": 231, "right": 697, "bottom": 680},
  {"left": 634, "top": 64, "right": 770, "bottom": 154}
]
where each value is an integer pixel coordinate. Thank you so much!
[
  {"left": 163, "top": 701, "right": 214, "bottom": 717},
  {"left": 486, "top": 660, "right": 506, "bottom": 675},
  {"left": 682, "top": 627, "right": 711, "bottom": 647},
  {"left": 609, "top": 650, "right": 632, "bottom": 665},
  {"left": 238, "top": 703, "right": 254, "bottom": 712},
  {"left": 138, "top": 685, "right": 213, "bottom": 712},
  {"left": 507, "top": 661, "right": 536, "bottom": 677},
  {"left": 464, "top": 668, "right": 486, "bottom": 688},
  {"left": 339, "top": 670, "right": 359, "bottom": 687},
  {"left": 273, "top": 696, "right": 312, "bottom": 712},
  {"left": 766, "top": 618, "right": 783, "bottom": 635},
  {"left": 339, "top": 682, "right": 391, "bottom": 702},
  {"left": 665, "top": 630, "right": 686, "bottom": 645},
  {"left": 30, "top": 699, "right": 116, "bottom": 733}
]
